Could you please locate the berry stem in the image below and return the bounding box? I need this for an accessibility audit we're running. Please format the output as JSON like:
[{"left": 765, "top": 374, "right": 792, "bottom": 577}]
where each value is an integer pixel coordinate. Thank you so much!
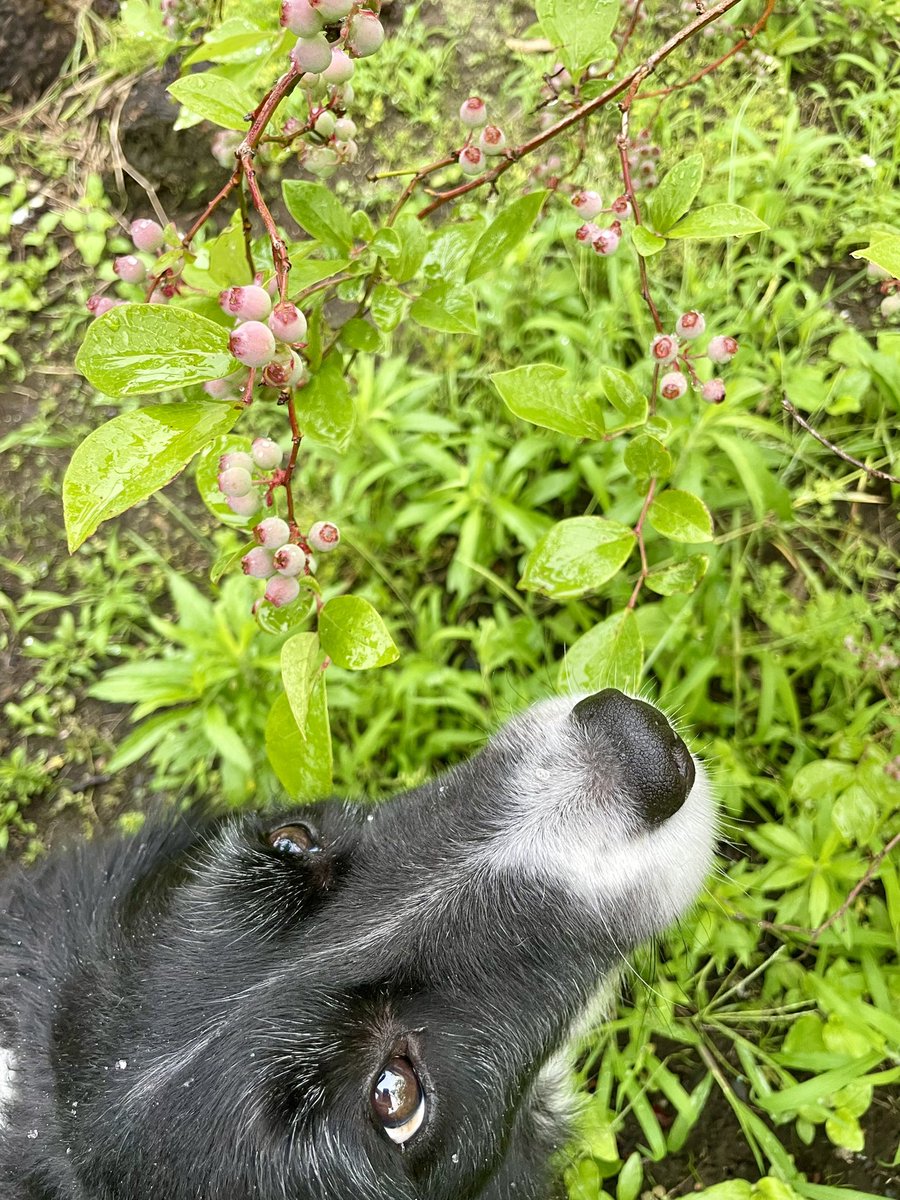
[
  {"left": 283, "top": 388, "right": 304, "bottom": 528},
  {"left": 236, "top": 177, "right": 256, "bottom": 279},
  {"left": 627, "top": 476, "right": 657, "bottom": 610},
  {"left": 615, "top": 104, "right": 663, "bottom": 333},
  {"left": 612, "top": 0, "right": 646, "bottom": 74}
]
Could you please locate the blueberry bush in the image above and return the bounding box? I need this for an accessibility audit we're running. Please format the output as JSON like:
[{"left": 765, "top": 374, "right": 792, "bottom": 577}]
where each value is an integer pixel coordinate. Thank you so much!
[{"left": 2, "top": 0, "right": 899, "bottom": 1194}]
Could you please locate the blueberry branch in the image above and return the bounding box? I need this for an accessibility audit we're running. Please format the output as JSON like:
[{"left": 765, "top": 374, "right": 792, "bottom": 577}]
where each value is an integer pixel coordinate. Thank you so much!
[{"left": 615, "top": 103, "right": 663, "bottom": 334}]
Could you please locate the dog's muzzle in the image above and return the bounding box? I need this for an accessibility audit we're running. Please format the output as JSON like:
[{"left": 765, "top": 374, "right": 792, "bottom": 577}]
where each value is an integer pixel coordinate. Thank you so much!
[{"left": 571, "top": 688, "right": 696, "bottom": 825}]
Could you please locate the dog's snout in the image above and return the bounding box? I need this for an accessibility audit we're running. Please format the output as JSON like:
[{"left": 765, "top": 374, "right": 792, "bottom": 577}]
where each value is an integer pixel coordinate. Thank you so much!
[{"left": 571, "top": 689, "right": 696, "bottom": 823}]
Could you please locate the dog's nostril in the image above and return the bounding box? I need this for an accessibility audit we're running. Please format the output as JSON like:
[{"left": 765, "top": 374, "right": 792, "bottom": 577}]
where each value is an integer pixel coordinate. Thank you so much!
[{"left": 571, "top": 688, "right": 696, "bottom": 824}]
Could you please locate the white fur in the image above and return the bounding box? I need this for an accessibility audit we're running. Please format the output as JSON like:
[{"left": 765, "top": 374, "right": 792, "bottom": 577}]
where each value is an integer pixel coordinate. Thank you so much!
[{"left": 0, "top": 1046, "right": 16, "bottom": 1129}]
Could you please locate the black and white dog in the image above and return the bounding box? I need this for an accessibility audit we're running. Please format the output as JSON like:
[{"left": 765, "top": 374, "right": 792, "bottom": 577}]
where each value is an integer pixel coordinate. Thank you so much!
[{"left": 0, "top": 689, "right": 715, "bottom": 1199}]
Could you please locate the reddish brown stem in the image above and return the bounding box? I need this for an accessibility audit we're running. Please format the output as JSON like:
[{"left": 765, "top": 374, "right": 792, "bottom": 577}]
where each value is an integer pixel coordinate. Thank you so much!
[
  {"left": 616, "top": 103, "right": 663, "bottom": 332},
  {"left": 283, "top": 388, "right": 303, "bottom": 529},
  {"left": 627, "top": 477, "right": 657, "bottom": 609}
]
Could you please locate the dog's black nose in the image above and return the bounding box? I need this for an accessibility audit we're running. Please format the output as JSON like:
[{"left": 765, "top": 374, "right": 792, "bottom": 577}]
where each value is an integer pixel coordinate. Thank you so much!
[{"left": 571, "top": 689, "right": 695, "bottom": 824}]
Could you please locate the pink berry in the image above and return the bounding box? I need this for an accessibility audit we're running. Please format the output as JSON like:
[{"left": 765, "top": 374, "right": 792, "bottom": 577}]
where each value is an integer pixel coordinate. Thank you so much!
[
  {"left": 268, "top": 302, "right": 307, "bottom": 343},
  {"left": 265, "top": 576, "right": 302, "bottom": 607},
  {"left": 660, "top": 371, "right": 687, "bottom": 400},
  {"left": 675, "top": 310, "right": 706, "bottom": 340},
  {"left": 593, "top": 229, "right": 620, "bottom": 256},
  {"left": 334, "top": 117, "right": 356, "bottom": 140},
  {"left": 650, "top": 333, "right": 680, "bottom": 365},
  {"left": 273, "top": 544, "right": 308, "bottom": 576},
  {"left": 707, "top": 335, "right": 739, "bottom": 364},
  {"left": 322, "top": 47, "right": 355, "bottom": 83},
  {"left": 310, "top": 0, "right": 353, "bottom": 18},
  {"left": 479, "top": 125, "right": 507, "bottom": 156},
  {"left": 291, "top": 34, "right": 333, "bottom": 74},
  {"left": 575, "top": 222, "right": 601, "bottom": 245},
  {"left": 242, "top": 548, "right": 275, "bottom": 578},
  {"left": 255, "top": 516, "right": 292, "bottom": 548},
  {"left": 610, "top": 195, "right": 632, "bottom": 219},
  {"left": 262, "top": 351, "right": 308, "bottom": 389},
  {"left": 702, "top": 379, "right": 726, "bottom": 403},
  {"left": 347, "top": 10, "right": 385, "bottom": 57},
  {"left": 882, "top": 293, "right": 900, "bottom": 318},
  {"left": 130, "top": 218, "right": 165, "bottom": 253},
  {"left": 219, "top": 451, "right": 254, "bottom": 473},
  {"left": 459, "top": 97, "right": 487, "bottom": 127},
  {"left": 281, "top": 0, "right": 322, "bottom": 35},
  {"left": 204, "top": 375, "right": 244, "bottom": 400},
  {"left": 459, "top": 145, "right": 485, "bottom": 176},
  {"left": 307, "top": 520, "right": 340, "bottom": 552},
  {"left": 227, "top": 493, "right": 261, "bottom": 518},
  {"left": 218, "top": 467, "right": 253, "bottom": 498},
  {"left": 251, "top": 437, "right": 283, "bottom": 470},
  {"left": 229, "top": 321, "right": 278, "bottom": 368},
  {"left": 114, "top": 255, "right": 146, "bottom": 284},
  {"left": 219, "top": 285, "right": 272, "bottom": 322},
  {"left": 572, "top": 190, "right": 603, "bottom": 218},
  {"left": 86, "top": 294, "right": 119, "bottom": 317}
]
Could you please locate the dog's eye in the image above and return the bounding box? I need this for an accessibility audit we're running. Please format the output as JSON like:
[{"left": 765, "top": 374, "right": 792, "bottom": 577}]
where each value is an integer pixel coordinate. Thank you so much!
[
  {"left": 266, "top": 824, "right": 318, "bottom": 856},
  {"left": 371, "top": 1056, "right": 426, "bottom": 1145}
]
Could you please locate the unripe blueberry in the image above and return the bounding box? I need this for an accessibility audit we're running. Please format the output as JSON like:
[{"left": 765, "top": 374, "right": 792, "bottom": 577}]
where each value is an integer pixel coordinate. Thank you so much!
[
  {"left": 242, "top": 547, "right": 275, "bottom": 578},
  {"left": 219, "top": 284, "right": 272, "bottom": 322},
  {"left": 291, "top": 34, "right": 333, "bottom": 74},
  {"left": 575, "top": 222, "right": 601, "bottom": 245},
  {"left": 335, "top": 138, "right": 359, "bottom": 163},
  {"left": 219, "top": 451, "right": 254, "bottom": 473},
  {"left": 273, "top": 543, "right": 308, "bottom": 576},
  {"left": 314, "top": 109, "right": 337, "bottom": 137},
  {"left": 660, "top": 371, "right": 687, "bottom": 400},
  {"left": 322, "top": 48, "right": 355, "bottom": 83},
  {"left": 310, "top": 0, "right": 353, "bottom": 18},
  {"left": 334, "top": 117, "right": 356, "bottom": 140},
  {"left": 262, "top": 350, "right": 308, "bottom": 388},
  {"left": 479, "top": 125, "right": 506, "bottom": 156},
  {"left": 707, "top": 335, "right": 739, "bottom": 364},
  {"left": 218, "top": 466, "right": 253, "bottom": 497},
  {"left": 114, "top": 255, "right": 147, "bottom": 284},
  {"left": 281, "top": 0, "right": 322, "bottom": 35},
  {"left": 880, "top": 292, "right": 900, "bottom": 318},
  {"left": 204, "top": 376, "right": 241, "bottom": 400},
  {"left": 298, "top": 71, "right": 322, "bottom": 90},
  {"left": 459, "top": 145, "right": 485, "bottom": 176},
  {"left": 572, "top": 190, "right": 603, "bottom": 218},
  {"left": 229, "top": 321, "right": 278, "bottom": 368},
  {"left": 86, "top": 294, "right": 120, "bottom": 317},
  {"left": 265, "top": 575, "right": 302, "bottom": 607},
  {"left": 593, "top": 228, "right": 620, "bottom": 256},
  {"left": 702, "top": 378, "right": 726, "bottom": 403},
  {"left": 610, "top": 195, "right": 632, "bottom": 219},
  {"left": 307, "top": 520, "right": 340, "bottom": 552},
  {"left": 336, "top": 82, "right": 354, "bottom": 105},
  {"left": 268, "top": 301, "right": 308, "bottom": 343},
  {"left": 459, "top": 96, "right": 487, "bottom": 127},
  {"left": 227, "top": 492, "right": 261, "bottom": 517},
  {"left": 650, "top": 333, "right": 680, "bottom": 365},
  {"left": 347, "top": 10, "right": 385, "bottom": 57},
  {"left": 255, "top": 516, "right": 292, "bottom": 548},
  {"left": 130, "top": 218, "right": 165, "bottom": 253},
  {"left": 867, "top": 260, "right": 891, "bottom": 281},
  {"left": 251, "top": 437, "right": 283, "bottom": 470},
  {"left": 675, "top": 310, "right": 706, "bottom": 340},
  {"left": 305, "top": 146, "right": 339, "bottom": 175}
]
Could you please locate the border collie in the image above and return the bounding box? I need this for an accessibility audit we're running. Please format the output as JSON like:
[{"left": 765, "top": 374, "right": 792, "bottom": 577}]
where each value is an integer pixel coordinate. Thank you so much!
[{"left": 0, "top": 688, "right": 715, "bottom": 1199}]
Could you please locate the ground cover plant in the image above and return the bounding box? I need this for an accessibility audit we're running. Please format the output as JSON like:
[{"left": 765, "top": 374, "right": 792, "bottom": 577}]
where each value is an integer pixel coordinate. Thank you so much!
[{"left": 0, "top": 0, "right": 898, "bottom": 1195}]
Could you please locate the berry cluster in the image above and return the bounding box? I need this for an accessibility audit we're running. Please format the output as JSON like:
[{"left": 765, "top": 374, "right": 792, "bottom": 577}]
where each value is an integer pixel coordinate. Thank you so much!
[
  {"left": 572, "top": 188, "right": 633, "bottom": 257},
  {"left": 217, "top": 438, "right": 287, "bottom": 518},
  {"left": 649, "top": 313, "right": 738, "bottom": 403},
  {"left": 86, "top": 217, "right": 182, "bottom": 318},
  {"left": 625, "top": 130, "right": 661, "bottom": 191},
  {"left": 243, "top": 515, "right": 341, "bottom": 608},
  {"left": 457, "top": 96, "right": 508, "bottom": 177}
]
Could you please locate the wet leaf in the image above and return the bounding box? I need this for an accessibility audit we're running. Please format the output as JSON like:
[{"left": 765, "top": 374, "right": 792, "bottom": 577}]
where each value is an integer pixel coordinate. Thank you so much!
[{"left": 319, "top": 596, "right": 399, "bottom": 669}]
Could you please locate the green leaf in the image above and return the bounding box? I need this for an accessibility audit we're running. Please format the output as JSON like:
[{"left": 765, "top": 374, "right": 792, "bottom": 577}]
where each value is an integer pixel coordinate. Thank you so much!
[
  {"left": 410, "top": 283, "right": 478, "bottom": 334},
  {"left": 624, "top": 433, "right": 672, "bottom": 481},
  {"left": 281, "top": 632, "right": 324, "bottom": 738},
  {"left": 206, "top": 223, "right": 253, "bottom": 285},
  {"left": 466, "top": 191, "right": 549, "bottom": 282},
  {"left": 265, "top": 683, "right": 333, "bottom": 799},
  {"left": 296, "top": 360, "right": 356, "bottom": 451},
  {"left": 559, "top": 609, "right": 643, "bottom": 691},
  {"left": 167, "top": 73, "right": 257, "bottom": 131},
  {"left": 287, "top": 253, "right": 352, "bottom": 290},
  {"left": 319, "top": 596, "right": 399, "bottom": 670},
  {"left": 282, "top": 180, "right": 354, "bottom": 252},
  {"left": 791, "top": 760, "right": 856, "bottom": 802},
  {"left": 535, "top": 0, "right": 620, "bottom": 71},
  {"left": 644, "top": 554, "right": 709, "bottom": 596},
  {"left": 631, "top": 226, "right": 666, "bottom": 256},
  {"left": 666, "top": 204, "right": 769, "bottom": 239},
  {"left": 647, "top": 489, "right": 713, "bottom": 543},
  {"left": 340, "top": 317, "right": 381, "bottom": 351},
  {"left": 832, "top": 783, "right": 879, "bottom": 843},
  {"left": 851, "top": 236, "right": 900, "bottom": 279},
  {"left": 648, "top": 154, "right": 704, "bottom": 234},
  {"left": 63, "top": 402, "right": 241, "bottom": 551},
  {"left": 491, "top": 364, "right": 605, "bottom": 438},
  {"left": 597, "top": 366, "right": 648, "bottom": 428},
  {"left": 369, "top": 227, "right": 402, "bottom": 260},
  {"left": 711, "top": 432, "right": 793, "bottom": 521},
  {"left": 825, "top": 1110, "right": 864, "bottom": 1154},
  {"left": 76, "top": 304, "right": 234, "bottom": 396},
  {"left": 520, "top": 516, "right": 635, "bottom": 599},
  {"left": 390, "top": 213, "right": 427, "bottom": 283},
  {"left": 203, "top": 704, "right": 253, "bottom": 772},
  {"left": 370, "top": 282, "right": 407, "bottom": 332}
]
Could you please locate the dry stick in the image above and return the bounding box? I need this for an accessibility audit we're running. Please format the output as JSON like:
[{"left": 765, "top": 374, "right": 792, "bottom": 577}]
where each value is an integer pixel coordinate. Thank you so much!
[
  {"left": 783, "top": 397, "right": 900, "bottom": 485},
  {"left": 417, "top": 0, "right": 758, "bottom": 220},
  {"left": 611, "top": 0, "right": 646, "bottom": 74}
]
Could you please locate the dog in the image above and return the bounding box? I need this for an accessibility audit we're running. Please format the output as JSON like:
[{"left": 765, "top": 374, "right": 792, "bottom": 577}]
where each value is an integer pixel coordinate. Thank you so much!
[{"left": 0, "top": 688, "right": 715, "bottom": 1199}]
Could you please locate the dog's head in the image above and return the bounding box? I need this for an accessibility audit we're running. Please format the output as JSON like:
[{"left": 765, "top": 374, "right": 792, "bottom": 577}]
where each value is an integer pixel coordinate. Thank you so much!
[{"left": 38, "top": 689, "right": 715, "bottom": 1199}]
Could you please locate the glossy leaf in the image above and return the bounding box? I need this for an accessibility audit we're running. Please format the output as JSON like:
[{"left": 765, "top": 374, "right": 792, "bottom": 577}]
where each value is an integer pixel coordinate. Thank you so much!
[
  {"left": 340, "top": 317, "right": 381, "bottom": 352},
  {"left": 167, "top": 73, "right": 257, "bottom": 131},
  {"left": 649, "top": 154, "right": 704, "bottom": 233},
  {"left": 281, "top": 632, "right": 325, "bottom": 738},
  {"left": 632, "top": 226, "right": 666, "bottom": 256},
  {"left": 319, "top": 595, "right": 399, "bottom": 670},
  {"left": 666, "top": 204, "right": 769, "bottom": 239},
  {"left": 410, "top": 283, "right": 478, "bottom": 334},
  {"left": 466, "top": 191, "right": 549, "bottom": 282},
  {"left": 559, "top": 609, "right": 642, "bottom": 691},
  {"left": 265, "top": 682, "right": 333, "bottom": 799},
  {"left": 648, "top": 489, "right": 714, "bottom": 543},
  {"left": 370, "top": 282, "right": 407, "bottom": 331},
  {"left": 491, "top": 364, "right": 605, "bottom": 438},
  {"left": 624, "top": 433, "right": 672, "bottom": 481},
  {"left": 296, "top": 360, "right": 355, "bottom": 451},
  {"left": 282, "top": 180, "right": 354, "bottom": 252},
  {"left": 520, "top": 516, "right": 635, "bottom": 599},
  {"left": 645, "top": 554, "right": 709, "bottom": 596},
  {"left": 370, "top": 227, "right": 402, "bottom": 260},
  {"left": 63, "top": 402, "right": 241, "bottom": 551},
  {"left": 851, "top": 236, "right": 900, "bottom": 279},
  {"left": 390, "top": 213, "right": 428, "bottom": 283},
  {"left": 535, "top": 0, "right": 620, "bottom": 71},
  {"left": 597, "top": 365, "right": 648, "bottom": 427},
  {"left": 76, "top": 304, "right": 234, "bottom": 396}
]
